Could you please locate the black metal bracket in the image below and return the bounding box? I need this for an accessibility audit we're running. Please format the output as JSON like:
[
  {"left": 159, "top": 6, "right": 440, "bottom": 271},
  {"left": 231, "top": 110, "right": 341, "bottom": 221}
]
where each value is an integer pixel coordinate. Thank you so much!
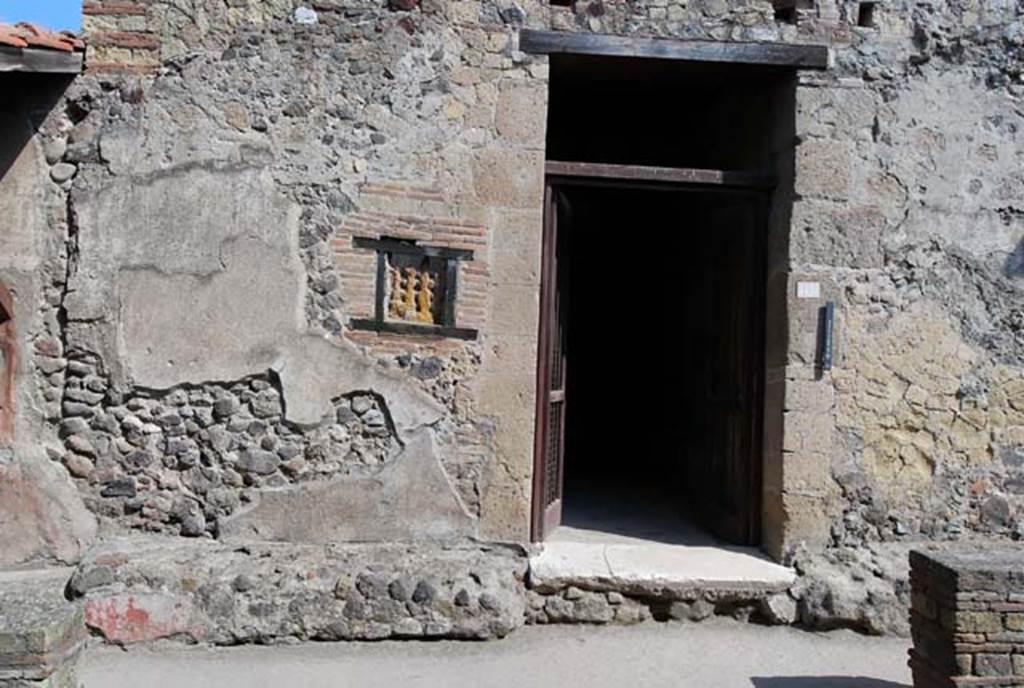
[
  {"left": 349, "top": 318, "right": 478, "bottom": 340},
  {"left": 818, "top": 300, "right": 835, "bottom": 373}
]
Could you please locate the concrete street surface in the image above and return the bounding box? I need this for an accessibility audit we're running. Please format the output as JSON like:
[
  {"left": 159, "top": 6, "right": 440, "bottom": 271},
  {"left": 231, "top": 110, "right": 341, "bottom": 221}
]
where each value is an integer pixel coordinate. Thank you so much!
[{"left": 80, "top": 619, "right": 911, "bottom": 688}]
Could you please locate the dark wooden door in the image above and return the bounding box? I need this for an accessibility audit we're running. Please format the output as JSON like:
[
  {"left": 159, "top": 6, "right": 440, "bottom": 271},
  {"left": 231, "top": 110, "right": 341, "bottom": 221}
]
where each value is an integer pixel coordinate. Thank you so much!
[
  {"left": 688, "top": 195, "right": 765, "bottom": 545},
  {"left": 532, "top": 183, "right": 570, "bottom": 540}
]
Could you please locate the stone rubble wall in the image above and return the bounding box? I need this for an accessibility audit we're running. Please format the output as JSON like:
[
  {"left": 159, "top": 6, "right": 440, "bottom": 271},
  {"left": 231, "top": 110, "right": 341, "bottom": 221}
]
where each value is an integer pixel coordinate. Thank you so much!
[
  {"left": 52, "top": 0, "right": 548, "bottom": 545},
  {"left": 55, "top": 367, "right": 399, "bottom": 538},
  {"left": 525, "top": 586, "right": 799, "bottom": 627},
  {"left": 792, "top": 541, "right": 911, "bottom": 636},
  {"left": 70, "top": 538, "right": 530, "bottom": 643}
]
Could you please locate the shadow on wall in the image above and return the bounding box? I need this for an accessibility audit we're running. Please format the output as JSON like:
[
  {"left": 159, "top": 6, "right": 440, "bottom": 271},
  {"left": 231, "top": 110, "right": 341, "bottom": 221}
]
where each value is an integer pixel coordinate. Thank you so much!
[
  {"left": 1005, "top": 238, "right": 1024, "bottom": 279},
  {"left": 0, "top": 73, "right": 73, "bottom": 446},
  {"left": 0, "top": 281, "right": 15, "bottom": 445},
  {"left": 751, "top": 679, "right": 910, "bottom": 688},
  {"left": 0, "top": 73, "right": 71, "bottom": 180}
]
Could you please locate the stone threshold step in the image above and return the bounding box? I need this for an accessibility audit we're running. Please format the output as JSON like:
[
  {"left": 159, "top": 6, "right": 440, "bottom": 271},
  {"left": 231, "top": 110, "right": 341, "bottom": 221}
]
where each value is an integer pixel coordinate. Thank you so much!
[{"left": 528, "top": 541, "right": 797, "bottom": 599}]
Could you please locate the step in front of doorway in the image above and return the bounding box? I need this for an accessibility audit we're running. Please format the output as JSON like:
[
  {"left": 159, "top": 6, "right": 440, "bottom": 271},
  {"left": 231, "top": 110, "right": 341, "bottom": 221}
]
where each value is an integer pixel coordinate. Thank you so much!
[{"left": 530, "top": 541, "right": 795, "bottom": 597}]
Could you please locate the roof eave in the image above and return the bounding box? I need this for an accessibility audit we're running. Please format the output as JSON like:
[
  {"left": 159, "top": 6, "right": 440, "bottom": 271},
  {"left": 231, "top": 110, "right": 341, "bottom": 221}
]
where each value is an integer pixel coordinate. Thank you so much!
[{"left": 0, "top": 45, "right": 84, "bottom": 74}]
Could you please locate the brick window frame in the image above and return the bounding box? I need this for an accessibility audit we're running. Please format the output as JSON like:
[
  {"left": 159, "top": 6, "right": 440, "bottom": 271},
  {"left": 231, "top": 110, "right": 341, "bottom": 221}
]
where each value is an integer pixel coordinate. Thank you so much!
[{"left": 349, "top": 237, "right": 479, "bottom": 340}]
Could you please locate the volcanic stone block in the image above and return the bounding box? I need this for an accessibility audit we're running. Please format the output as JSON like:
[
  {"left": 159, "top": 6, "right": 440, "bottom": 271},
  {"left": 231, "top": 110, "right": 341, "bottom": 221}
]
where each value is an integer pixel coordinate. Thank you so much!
[{"left": 0, "top": 568, "right": 85, "bottom": 686}]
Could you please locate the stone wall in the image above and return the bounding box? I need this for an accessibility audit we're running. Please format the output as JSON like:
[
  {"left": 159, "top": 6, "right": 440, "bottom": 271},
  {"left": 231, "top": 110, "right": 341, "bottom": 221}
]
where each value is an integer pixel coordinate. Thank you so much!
[
  {"left": 782, "top": 1, "right": 1024, "bottom": 557},
  {"left": 0, "top": 0, "right": 1020, "bottom": 619},
  {"left": 59, "top": 369, "right": 402, "bottom": 537},
  {"left": 51, "top": 0, "right": 549, "bottom": 546}
]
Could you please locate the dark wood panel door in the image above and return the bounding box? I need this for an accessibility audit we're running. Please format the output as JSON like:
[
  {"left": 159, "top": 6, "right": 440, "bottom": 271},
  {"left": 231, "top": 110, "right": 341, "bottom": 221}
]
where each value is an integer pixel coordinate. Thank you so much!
[
  {"left": 532, "top": 183, "right": 570, "bottom": 540},
  {"left": 688, "top": 195, "right": 765, "bottom": 545}
]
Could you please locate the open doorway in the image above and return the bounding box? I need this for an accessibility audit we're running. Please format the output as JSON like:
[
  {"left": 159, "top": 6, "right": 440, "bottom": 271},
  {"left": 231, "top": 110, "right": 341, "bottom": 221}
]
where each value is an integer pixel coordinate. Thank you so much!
[{"left": 532, "top": 52, "right": 796, "bottom": 548}]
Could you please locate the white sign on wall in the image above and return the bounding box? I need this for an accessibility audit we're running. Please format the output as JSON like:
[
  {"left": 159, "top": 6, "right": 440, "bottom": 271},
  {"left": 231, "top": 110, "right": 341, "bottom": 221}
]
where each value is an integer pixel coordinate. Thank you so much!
[{"left": 796, "top": 281, "right": 821, "bottom": 299}]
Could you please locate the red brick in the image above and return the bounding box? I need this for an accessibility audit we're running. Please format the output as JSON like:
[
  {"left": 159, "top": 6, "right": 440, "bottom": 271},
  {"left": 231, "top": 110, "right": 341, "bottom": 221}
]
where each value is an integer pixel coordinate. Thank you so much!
[
  {"left": 90, "top": 31, "right": 160, "bottom": 49},
  {"left": 360, "top": 183, "right": 444, "bottom": 201},
  {"left": 335, "top": 264, "right": 376, "bottom": 275},
  {"left": 431, "top": 217, "right": 485, "bottom": 229},
  {"left": 83, "top": 2, "right": 147, "bottom": 15},
  {"left": 85, "top": 62, "right": 159, "bottom": 75}
]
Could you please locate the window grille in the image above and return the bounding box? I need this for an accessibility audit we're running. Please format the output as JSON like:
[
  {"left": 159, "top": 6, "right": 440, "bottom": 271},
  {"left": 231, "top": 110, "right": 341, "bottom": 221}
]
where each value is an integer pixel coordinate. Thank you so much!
[{"left": 349, "top": 237, "right": 478, "bottom": 340}]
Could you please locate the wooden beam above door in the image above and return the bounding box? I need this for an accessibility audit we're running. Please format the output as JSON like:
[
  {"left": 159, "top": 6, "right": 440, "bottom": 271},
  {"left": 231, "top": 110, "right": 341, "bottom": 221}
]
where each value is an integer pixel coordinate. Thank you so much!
[
  {"left": 519, "top": 30, "right": 829, "bottom": 70},
  {"left": 545, "top": 161, "right": 775, "bottom": 190}
]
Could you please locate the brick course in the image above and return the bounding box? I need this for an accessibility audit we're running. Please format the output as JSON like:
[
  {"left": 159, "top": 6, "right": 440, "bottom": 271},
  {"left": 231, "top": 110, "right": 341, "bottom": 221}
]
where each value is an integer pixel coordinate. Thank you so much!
[{"left": 81, "top": 0, "right": 159, "bottom": 73}]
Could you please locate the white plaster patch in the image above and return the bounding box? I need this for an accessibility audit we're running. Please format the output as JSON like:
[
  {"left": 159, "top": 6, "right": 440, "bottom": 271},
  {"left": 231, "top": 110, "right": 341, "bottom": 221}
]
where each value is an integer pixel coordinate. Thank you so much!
[{"left": 293, "top": 7, "right": 317, "bottom": 24}]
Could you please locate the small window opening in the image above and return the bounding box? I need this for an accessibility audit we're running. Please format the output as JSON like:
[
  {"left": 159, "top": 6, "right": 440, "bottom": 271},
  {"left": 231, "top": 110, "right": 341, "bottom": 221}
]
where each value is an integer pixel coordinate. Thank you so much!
[
  {"left": 772, "top": 0, "right": 798, "bottom": 24},
  {"left": 857, "top": 2, "right": 876, "bottom": 27},
  {"left": 349, "top": 237, "right": 478, "bottom": 340},
  {"left": 774, "top": 5, "right": 796, "bottom": 23},
  {"left": 386, "top": 253, "right": 445, "bottom": 326}
]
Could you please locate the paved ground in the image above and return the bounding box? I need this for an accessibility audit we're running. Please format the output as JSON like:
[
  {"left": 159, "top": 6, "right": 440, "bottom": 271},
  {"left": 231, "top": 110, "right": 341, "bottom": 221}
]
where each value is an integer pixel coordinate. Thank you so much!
[{"left": 80, "top": 621, "right": 912, "bottom": 688}]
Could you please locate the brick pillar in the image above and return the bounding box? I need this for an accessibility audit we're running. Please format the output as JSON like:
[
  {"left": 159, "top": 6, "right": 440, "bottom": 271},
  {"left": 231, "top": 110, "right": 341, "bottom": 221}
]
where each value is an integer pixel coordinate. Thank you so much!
[{"left": 910, "top": 548, "right": 1024, "bottom": 688}]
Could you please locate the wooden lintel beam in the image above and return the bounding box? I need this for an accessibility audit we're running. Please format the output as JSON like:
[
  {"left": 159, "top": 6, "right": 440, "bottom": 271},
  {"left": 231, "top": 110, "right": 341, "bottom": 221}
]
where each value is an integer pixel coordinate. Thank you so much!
[
  {"left": 349, "top": 318, "right": 479, "bottom": 341},
  {"left": 772, "top": 0, "right": 816, "bottom": 10},
  {"left": 519, "top": 29, "right": 829, "bottom": 70},
  {"left": 545, "top": 161, "right": 775, "bottom": 190},
  {"left": 0, "top": 47, "right": 84, "bottom": 74},
  {"left": 353, "top": 237, "right": 475, "bottom": 261}
]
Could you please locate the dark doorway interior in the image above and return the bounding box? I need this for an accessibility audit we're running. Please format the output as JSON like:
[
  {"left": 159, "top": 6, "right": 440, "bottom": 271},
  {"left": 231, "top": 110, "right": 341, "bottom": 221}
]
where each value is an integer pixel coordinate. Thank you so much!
[
  {"left": 545, "top": 54, "right": 795, "bottom": 171},
  {"left": 552, "top": 184, "right": 766, "bottom": 546},
  {"left": 533, "top": 53, "right": 796, "bottom": 546}
]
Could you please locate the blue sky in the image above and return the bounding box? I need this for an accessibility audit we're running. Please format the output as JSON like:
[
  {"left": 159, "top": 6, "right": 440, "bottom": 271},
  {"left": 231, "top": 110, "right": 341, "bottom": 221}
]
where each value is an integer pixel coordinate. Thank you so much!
[{"left": 0, "top": 0, "right": 81, "bottom": 31}]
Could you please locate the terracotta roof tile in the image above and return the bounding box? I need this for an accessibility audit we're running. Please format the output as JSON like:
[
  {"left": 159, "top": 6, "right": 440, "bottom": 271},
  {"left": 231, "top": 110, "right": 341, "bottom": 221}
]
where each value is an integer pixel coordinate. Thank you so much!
[{"left": 0, "top": 22, "right": 85, "bottom": 53}]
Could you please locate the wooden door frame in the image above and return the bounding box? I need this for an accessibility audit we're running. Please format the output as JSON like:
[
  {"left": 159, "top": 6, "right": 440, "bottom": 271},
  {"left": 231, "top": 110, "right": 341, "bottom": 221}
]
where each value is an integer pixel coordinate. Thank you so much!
[
  {"left": 530, "top": 161, "right": 772, "bottom": 543},
  {"left": 531, "top": 181, "right": 564, "bottom": 540}
]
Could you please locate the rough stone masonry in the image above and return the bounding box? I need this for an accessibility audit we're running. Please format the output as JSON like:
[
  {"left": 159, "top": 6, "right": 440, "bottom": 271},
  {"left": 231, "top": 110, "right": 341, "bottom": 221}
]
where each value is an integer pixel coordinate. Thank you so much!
[{"left": 0, "top": 0, "right": 1021, "bottom": 654}]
